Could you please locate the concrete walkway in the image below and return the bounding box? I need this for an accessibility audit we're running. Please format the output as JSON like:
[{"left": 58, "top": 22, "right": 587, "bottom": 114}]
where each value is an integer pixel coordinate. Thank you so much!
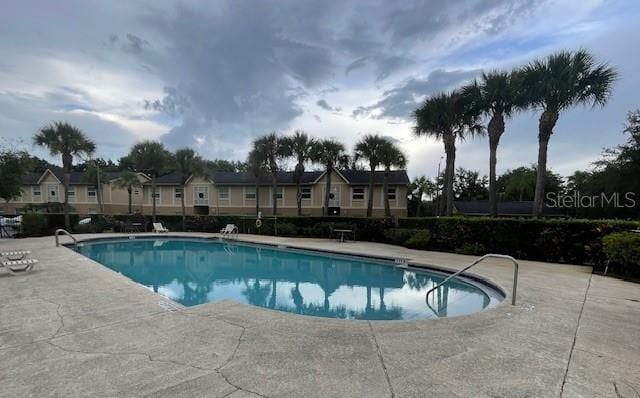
[{"left": 0, "top": 233, "right": 638, "bottom": 397}]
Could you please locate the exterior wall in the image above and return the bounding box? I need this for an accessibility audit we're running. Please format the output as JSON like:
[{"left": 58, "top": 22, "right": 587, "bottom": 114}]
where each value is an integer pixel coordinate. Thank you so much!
[{"left": 5, "top": 171, "right": 408, "bottom": 217}]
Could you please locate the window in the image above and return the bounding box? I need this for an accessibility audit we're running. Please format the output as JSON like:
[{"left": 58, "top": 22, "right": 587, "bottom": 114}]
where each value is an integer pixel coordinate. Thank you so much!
[
  {"left": 387, "top": 187, "right": 397, "bottom": 200},
  {"left": 174, "top": 187, "right": 183, "bottom": 199},
  {"left": 88, "top": 208, "right": 97, "bottom": 215},
  {"left": 352, "top": 186, "right": 365, "bottom": 200},
  {"left": 194, "top": 186, "right": 209, "bottom": 205},
  {"left": 273, "top": 186, "right": 283, "bottom": 200},
  {"left": 218, "top": 186, "right": 229, "bottom": 200},
  {"left": 0, "top": 207, "right": 4, "bottom": 215},
  {"left": 47, "top": 184, "right": 58, "bottom": 202},
  {"left": 67, "top": 186, "right": 76, "bottom": 202},
  {"left": 32, "top": 186, "right": 41, "bottom": 199},
  {"left": 245, "top": 186, "right": 256, "bottom": 199},
  {"left": 301, "top": 187, "right": 311, "bottom": 200},
  {"left": 87, "top": 186, "right": 97, "bottom": 201},
  {"left": 133, "top": 188, "right": 141, "bottom": 195}
]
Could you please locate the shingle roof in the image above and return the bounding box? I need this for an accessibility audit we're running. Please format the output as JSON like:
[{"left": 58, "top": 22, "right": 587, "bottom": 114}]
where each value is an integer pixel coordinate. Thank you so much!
[
  {"left": 211, "top": 171, "right": 323, "bottom": 185},
  {"left": 339, "top": 170, "right": 410, "bottom": 185},
  {"left": 453, "top": 201, "right": 564, "bottom": 216}
]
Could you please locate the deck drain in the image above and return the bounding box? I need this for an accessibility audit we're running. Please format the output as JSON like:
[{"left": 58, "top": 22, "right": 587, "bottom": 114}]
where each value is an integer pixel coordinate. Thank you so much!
[{"left": 158, "top": 301, "right": 181, "bottom": 312}]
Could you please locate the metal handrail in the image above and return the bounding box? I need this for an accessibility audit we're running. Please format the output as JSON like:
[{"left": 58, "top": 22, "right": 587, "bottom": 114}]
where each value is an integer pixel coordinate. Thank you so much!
[
  {"left": 425, "top": 254, "right": 519, "bottom": 306},
  {"left": 55, "top": 229, "right": 78, "bottom": 249}
]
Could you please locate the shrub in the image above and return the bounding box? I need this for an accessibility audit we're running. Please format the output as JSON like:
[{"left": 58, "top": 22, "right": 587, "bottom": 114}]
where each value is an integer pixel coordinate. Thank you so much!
[
  {"left": 405, "top": 230, "right": 431, "bottom": 249},
  {"left": 275, "top": 222, "right": 298, "bottom": 237},
  {"left": 20, "top": 213, "right": 49, "bottom": 237},
  {"left": 603, "top": 232, "right": 640, "bottom": 275},
  {"left": 384, "top": 228, "right": 418, "bottom": 246},
  {"left": 455, "top": 242, "right": 486, "bottom": 256}
]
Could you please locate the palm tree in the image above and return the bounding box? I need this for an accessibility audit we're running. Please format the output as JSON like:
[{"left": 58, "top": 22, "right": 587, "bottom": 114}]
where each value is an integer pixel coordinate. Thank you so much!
[
  {"left": 410, "top": 176, "right": 436, "bottom": 217},
  {"left": 125, "top": 141, "right": 172, "bottom": 222},
  {"left": 175, "top": 148, "right": 204, "bottom": 230},
  {"left": 521, "top": 49, "right": 617, "bottom": 216},
  {"left": 311, "top": 139, "right": 347, "bottom": 215},
  {"left": 280, "top": 131, "right": 316, "bottom": 216},
  {"left": 462, "top": 70, "right": 523, "bottom": 217},
  {"left": 354, "top": 134, "right": 385, "bottom": 217},
  {"left": 253, "top": 133, "right": 288, "bottom": 215},
  {"left": 113, "top": 171, "right": 142, "bottom": 214},
  {"left": 246, "top": 149, "right": 266, "bottom": 216},
  {"left": 84, "top": 161, "right": 106, "bottom": 214},
  {"left": 413, "top": 91, "right": 481, "bottom": 216},
  {"left": 33, "top": 122, "right": 95, "bottom": 230},
  {"left": 378, "top": 140, "right": 407, "bottom": 217}
]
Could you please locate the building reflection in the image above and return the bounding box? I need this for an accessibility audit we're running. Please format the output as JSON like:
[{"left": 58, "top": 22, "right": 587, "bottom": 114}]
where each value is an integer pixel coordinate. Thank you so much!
[{"left": 81, "top": 240, "right": 486, "bottom": 320}]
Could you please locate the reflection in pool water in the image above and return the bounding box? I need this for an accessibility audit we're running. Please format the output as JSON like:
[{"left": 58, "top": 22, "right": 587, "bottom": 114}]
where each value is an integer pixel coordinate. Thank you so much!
[{"left": 77, "top": 238, "right": 500, "bottom": 320}]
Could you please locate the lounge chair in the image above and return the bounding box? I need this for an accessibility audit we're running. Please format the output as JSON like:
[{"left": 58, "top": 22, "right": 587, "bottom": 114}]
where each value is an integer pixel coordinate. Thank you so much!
[
  {"left": 0, "top": 250, "right": 31, "bottom": 261},
  {"left": 220, "top": 224, "right": 239, "bottom": 238},
  {"left": 1, "top": 258, "right": 38, "bottom": 275},
  {"left": 152, "top": 223, "right": 169, "bottom": 233}
]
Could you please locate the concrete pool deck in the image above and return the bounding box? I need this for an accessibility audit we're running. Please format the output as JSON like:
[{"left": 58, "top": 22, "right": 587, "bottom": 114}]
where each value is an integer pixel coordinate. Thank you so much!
[{"left": 0, "top": 233, "right": 638, "bottom": 397}]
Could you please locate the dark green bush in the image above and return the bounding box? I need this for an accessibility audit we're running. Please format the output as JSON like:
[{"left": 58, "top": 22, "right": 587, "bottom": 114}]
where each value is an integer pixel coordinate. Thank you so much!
[
  {"left": 20, "top": 213, "right": 49, "bottom": 237},
  {"left": 455, "top": 242, "right": 486, "bottom": 256},
  {"left": 603, "top": 232, "right": 640, "bottom": 275},
  {"left": 405, "top": 230, "right": 431, "bottom": 249},
  {"left": 275, "top": 223, "right": 298, "bottom": 237},
  {"left": 384, "top": 228, "right": 418, "bottom": 246}
]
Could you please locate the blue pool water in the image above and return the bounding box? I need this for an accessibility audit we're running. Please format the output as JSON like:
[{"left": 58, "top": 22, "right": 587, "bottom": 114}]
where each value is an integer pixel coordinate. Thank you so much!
[{"left": 76, "top": 238, "right": 501, "bottom": 320}]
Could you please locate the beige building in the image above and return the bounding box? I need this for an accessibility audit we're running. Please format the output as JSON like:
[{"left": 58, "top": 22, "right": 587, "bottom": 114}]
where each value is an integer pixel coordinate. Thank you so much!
[{"left": 1, "top": 167, "right": 409, "bottom": 217}]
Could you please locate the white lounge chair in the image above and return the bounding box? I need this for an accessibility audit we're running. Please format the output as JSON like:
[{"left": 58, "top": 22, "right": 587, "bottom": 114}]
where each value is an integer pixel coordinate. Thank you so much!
[
  {"left": 78, "top": 217, "right": 91, "bottom": 225},
  {"left": 1, "top": 250, "right": 31, "bottom": 261},
  {"left": 220, "top": 224, "right": 239, "bottom": 238},
  {"left": 152, "top": 223, "right": 169, "bottom": 233},
  {"left": 1, "top": 259, "right": 38, "bottom": 275}
]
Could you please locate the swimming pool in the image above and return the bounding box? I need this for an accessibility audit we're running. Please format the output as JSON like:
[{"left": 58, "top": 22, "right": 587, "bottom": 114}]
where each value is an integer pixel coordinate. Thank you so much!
[{"left": 75, "top": 238, "right": 502, "bottom": 320}]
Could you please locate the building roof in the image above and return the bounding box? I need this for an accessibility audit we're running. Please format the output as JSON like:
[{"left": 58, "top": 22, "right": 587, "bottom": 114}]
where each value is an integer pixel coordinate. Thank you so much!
[
  {"left": 453, "top": 201, "right": 564, "bottom": 217},
  {"left": 22, "top": 168, "right": 410, "bottom": 187},
  {"left": 339, "top": 170, "right": 410, "bottom": 185}
]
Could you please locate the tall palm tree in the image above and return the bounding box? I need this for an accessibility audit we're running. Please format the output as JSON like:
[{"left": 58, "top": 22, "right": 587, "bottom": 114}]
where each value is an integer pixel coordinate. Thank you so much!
[
  {"left": 33, "top": 122, "right": 95, "bottom": 230},
  {"left": 413, "top": 91, "right": 481, "bottom": 216},
  {"left": 311, "top": 139, "right": 347, "bottom": 215},
  {"left": 462, "top": 70, "right": 523, "bottom": 217},
  {"left": 378, "top": 140, "right": 407, "bottom": 217},
  {"left": 253, "top": 133, "right": 288, "bottom": 215},
  {"left": 410, "top": 176, "right": 436, "bottom": 217},
  {"left": 280, "top": 130, "right": 316, "bottom": 216},
  {"left": 126, "top": 141, "right": 172, "bottom": 222},
  {"left": 354, "top": 134, "right": 385, "bottom": 217},
  {"left": 246, "top": 149, "right": 266, "bottom": 216},
  {"left": 521, "top": 49, "right": 617, "bottom": 216},
  {"left": 175, "top": 148, "right": 204, "bottom": 230},
  {"left": 113, "top": 171, "right": 142, "bottom": 214}
]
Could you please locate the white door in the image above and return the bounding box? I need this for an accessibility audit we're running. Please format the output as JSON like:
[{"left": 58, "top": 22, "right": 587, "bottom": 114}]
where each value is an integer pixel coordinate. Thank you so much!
[{"left": 193, "top": 186, "right": 209, "bottom": 205}]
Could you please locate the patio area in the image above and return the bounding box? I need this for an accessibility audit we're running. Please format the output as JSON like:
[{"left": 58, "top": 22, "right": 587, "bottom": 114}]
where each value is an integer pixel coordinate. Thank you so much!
[{"left": 1, "top": 233, "right": 638, "bottom": 397}]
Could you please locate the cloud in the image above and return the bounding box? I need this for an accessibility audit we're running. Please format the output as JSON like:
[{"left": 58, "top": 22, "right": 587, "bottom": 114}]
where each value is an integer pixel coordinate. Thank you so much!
[
  {"left": 316, "top": 99, "right": 341, "bottom": 113},
  {"left": 352, "top": 68, "right": 481, "bottom": 120}
]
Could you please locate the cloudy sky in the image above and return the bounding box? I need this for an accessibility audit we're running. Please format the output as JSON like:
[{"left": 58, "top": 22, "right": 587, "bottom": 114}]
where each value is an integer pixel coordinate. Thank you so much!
[{"left": 1, "top": 0, "right": 639, "bottom": 179}]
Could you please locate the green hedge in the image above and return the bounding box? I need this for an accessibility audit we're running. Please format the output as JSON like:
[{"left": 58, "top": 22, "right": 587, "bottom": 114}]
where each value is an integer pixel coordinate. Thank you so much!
[
  {"left": 24, "top": 213, "right": 640, "bottom": 275},
  {"left": 603, "top": 232, "right": 640, "bottom": 276},
  {"left": 399, "top": 217, "right": 639, "bottom": 271}
]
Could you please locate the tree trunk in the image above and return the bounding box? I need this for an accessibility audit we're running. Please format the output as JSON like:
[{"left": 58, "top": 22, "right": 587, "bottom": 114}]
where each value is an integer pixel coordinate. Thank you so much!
[
  {"left": 296, "top": 181, "right": 302, "bottom": 216},
  {"left": 488, "top": 113, "right": 505, "bottom": 218},
  {"left": 416, "top": 188, "right": 423, "bottom": 217},
  {"left": 152, "top": 177, "right": 157, "bottom": 223},
  {"left": 62, "top": 153, "right": 72, "bottom": 231},
  {"left": 63, "top": 172, "right": 71, "bottom": 230},
  {"left": 272, "top": 174, "right": 277, "bottom": 215},
  {"left": 383, "top": 168, "right": 391, "bottom": 217},
  {"left": 255, "top": 182, "right": 260, "bottom": 216},
  {"left": 532, "top": 109, "right": 559, "bottom": 217},
  {"left": 181, "top": 184, "right": 186, "bottom": 231},
  {"left": 324, "top": 166, "right": 332, "bottom": 216},
  {"left": 127, "top": 188, "right": 132, "bottom": 214},
  {"left": 443, "top": 134, "right": 456, "bottom": 216},
  {"left": 367, "top": 164, "right": 375, "bottom": 217}
]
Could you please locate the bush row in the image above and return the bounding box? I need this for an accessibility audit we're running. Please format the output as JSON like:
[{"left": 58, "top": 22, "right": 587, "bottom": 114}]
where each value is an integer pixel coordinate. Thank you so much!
[{"left": 19, "top": 213, "right": 640, "bottom": 275}]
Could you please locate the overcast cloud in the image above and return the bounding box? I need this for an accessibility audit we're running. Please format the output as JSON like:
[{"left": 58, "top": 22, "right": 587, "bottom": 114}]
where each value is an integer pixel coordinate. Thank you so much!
[{"left": 1, "top": 0, "right": 639, "bottom": 179}]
